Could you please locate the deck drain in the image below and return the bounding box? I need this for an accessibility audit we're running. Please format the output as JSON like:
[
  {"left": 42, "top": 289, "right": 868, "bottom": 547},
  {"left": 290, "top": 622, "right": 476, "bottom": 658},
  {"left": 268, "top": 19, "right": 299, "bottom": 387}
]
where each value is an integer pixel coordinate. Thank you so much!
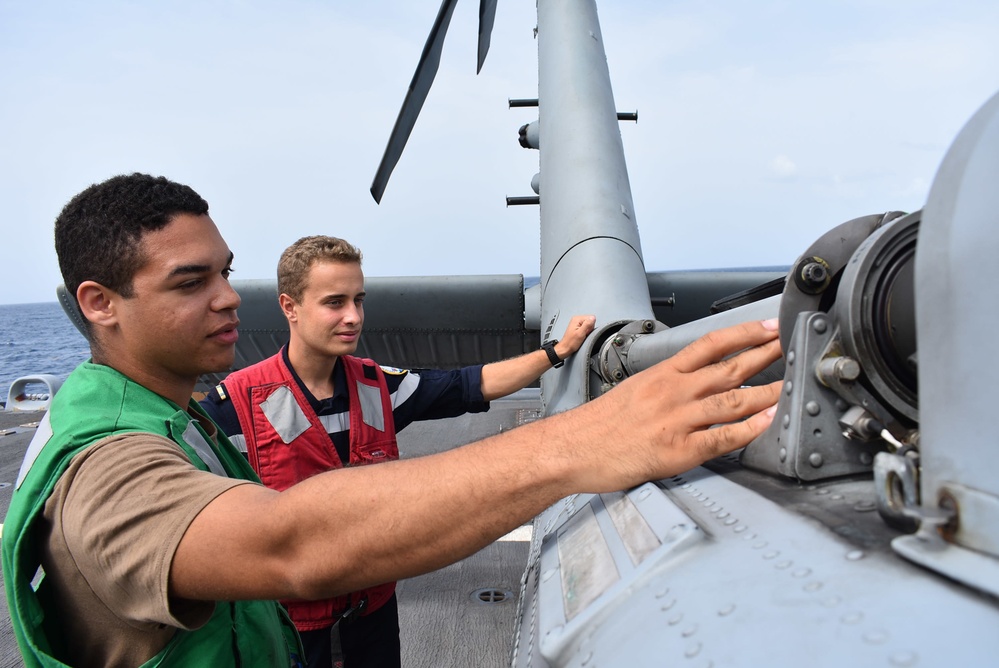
[{"left": 471, "top": 588, "right": 512, "bottom": 605}]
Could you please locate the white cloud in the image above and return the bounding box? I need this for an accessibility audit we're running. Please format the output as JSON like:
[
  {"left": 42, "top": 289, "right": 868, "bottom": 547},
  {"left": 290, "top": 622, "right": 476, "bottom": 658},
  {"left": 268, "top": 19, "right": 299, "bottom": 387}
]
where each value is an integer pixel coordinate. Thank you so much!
[{"left": 770, "top": 155, "right": 798, "bottom": 180}]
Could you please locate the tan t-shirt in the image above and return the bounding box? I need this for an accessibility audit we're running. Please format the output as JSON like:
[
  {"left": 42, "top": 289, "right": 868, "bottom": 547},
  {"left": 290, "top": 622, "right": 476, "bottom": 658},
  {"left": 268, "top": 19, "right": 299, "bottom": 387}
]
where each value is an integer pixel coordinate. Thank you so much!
[{"left": 40, "top": 415, "right": 254, "bottom": 667}]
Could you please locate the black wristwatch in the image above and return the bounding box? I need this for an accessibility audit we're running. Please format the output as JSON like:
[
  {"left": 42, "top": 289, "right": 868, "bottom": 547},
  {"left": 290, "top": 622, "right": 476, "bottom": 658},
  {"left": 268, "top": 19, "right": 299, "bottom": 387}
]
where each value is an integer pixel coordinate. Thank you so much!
[{"left": 542, "top": 339, "right": 563, "bottom": 368}]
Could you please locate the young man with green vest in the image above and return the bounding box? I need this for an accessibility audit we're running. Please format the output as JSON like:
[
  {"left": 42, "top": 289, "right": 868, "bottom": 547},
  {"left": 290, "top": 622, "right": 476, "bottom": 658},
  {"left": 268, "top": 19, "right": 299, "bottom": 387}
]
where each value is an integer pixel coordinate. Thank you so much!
[{"left": 2, "top": 173, "right": 782, "bottom": 667}]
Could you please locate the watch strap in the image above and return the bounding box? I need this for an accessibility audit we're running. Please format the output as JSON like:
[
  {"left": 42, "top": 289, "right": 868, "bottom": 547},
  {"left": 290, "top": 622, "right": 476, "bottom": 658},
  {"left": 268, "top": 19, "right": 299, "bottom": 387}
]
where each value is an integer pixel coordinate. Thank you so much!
[{"left": 542, "top": 339, "right": 563, "bottom": 368}]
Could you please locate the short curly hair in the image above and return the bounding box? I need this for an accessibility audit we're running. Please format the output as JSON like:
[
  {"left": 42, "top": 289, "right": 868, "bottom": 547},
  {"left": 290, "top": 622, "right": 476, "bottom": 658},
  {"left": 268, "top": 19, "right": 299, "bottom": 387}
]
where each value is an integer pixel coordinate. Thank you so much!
[
  {"left": 278, "top": 236, "right": 363, "bottom": 302},
  {"left": 55, "top": 173, "right": 210, "bottom": 306}
]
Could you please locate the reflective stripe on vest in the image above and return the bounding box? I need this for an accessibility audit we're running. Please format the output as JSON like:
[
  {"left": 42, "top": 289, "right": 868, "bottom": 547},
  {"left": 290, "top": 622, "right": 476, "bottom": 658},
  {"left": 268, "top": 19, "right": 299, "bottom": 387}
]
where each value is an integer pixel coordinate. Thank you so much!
[{"left": 253, "top": 379, "right": 387, "bottom": 443}]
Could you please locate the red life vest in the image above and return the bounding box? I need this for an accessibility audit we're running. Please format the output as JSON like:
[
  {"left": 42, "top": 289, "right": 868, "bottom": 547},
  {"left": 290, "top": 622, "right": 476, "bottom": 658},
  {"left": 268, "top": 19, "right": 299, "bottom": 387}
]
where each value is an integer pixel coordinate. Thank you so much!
[{"left": 221, "top": 351, "right": 399, "bottom": 630}]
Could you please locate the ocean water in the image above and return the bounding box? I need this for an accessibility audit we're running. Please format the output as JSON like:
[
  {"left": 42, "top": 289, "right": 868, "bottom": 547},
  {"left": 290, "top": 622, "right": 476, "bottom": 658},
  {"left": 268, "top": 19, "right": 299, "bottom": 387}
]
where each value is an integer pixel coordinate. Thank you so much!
[{"left": 0, "top": 302, "right": 90, "bottom": 404}]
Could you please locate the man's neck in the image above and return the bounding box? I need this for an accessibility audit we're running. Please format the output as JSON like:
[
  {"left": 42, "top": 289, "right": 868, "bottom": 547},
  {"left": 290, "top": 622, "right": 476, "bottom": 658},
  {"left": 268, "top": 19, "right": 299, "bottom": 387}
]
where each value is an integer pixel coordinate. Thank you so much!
[{"left": 286, "top": 343, "right": 338, "bottom": 401}]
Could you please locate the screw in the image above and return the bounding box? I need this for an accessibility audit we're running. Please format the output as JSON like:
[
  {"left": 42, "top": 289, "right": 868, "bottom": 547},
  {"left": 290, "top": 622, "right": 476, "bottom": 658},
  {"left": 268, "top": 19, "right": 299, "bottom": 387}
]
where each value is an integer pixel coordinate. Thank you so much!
[{"left": 801, "top": 261, "right": 828, "bottom": 287}]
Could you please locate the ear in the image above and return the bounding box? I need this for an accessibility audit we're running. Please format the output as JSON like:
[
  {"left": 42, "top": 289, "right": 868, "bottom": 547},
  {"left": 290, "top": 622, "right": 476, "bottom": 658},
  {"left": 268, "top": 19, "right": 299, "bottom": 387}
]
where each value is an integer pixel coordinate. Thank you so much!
[
  {"left": 278, "top": 293, "right": 298, "bottom": 324},
  {"left": 76, "top": 281, "right": 120, "bottom": 328}
]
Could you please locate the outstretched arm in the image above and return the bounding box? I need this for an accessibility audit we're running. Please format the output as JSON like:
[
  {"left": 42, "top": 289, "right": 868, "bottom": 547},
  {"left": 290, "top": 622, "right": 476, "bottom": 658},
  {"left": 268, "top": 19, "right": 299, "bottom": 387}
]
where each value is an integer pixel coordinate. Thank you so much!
[
  {"left": 479, "top": 314, "right": 596, "bottom": 401},
  {"left": 171, "top": 318, "right": 782, "bottom": 603}
]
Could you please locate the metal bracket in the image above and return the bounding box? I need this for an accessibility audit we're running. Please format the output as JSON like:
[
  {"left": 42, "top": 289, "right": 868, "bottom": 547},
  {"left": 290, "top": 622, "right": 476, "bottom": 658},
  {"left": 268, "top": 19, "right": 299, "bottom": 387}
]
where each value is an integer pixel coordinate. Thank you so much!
[
  {"left": 742, "top": 311, "right": 884, "bottom": 480},
  {"left": 873, "top": 451, "right": 921, "bottom": 531},
  {"left": 596, "top": 319, "right": 667, "bottom": 387}
]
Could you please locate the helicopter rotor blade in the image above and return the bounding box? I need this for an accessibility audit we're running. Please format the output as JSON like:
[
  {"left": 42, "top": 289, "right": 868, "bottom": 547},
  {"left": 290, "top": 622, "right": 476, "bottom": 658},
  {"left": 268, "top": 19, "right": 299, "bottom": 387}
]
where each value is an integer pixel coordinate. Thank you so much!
[
  {"left": 370, "top": 0, "right": 460, "bottom": 204},
  {"left": 477, "top": 0, "right": 497, "bottom": 74}
]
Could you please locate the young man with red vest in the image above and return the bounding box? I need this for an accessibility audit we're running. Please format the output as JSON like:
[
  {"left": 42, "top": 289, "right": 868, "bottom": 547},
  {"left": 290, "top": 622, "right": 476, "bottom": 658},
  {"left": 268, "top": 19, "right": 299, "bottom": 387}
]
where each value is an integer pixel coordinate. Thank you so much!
[
  {"left": 199, "top": 235, "right": 597, "bottom": 667},
  {"left": 4, "top": 173, "right": 782, "bottom": 667}
]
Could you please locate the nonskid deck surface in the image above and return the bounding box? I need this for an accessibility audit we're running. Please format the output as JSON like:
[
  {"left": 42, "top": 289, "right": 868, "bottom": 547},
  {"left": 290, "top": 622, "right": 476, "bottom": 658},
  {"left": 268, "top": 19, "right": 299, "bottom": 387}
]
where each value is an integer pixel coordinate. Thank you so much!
[
  {"left": 395, "top": 393, "right": 540, "bottom": 668},
  {"left": 0, "top": 393, "right": 540, "bottom": 667}
]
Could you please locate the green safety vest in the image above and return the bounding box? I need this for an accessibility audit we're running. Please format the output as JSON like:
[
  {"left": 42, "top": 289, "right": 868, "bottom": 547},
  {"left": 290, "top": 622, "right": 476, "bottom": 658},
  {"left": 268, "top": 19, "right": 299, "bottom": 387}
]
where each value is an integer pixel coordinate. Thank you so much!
[{"left": 1, "top": 362, "right": 304, "bottom": 667}]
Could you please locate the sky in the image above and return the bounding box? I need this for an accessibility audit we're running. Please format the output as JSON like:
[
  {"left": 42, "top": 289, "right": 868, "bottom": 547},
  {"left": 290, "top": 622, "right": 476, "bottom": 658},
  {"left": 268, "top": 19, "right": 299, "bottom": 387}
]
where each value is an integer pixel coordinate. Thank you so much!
[{"left": 1, "top": 0, "right": 998, "bottom": 306}]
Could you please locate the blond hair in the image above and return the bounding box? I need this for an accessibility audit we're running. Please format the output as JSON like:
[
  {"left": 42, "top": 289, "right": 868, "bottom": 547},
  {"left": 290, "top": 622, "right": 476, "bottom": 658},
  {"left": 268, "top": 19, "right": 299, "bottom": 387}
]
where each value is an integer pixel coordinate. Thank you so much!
[{"left": 277, "top": 236, "right": 363, "bottom": 301}]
